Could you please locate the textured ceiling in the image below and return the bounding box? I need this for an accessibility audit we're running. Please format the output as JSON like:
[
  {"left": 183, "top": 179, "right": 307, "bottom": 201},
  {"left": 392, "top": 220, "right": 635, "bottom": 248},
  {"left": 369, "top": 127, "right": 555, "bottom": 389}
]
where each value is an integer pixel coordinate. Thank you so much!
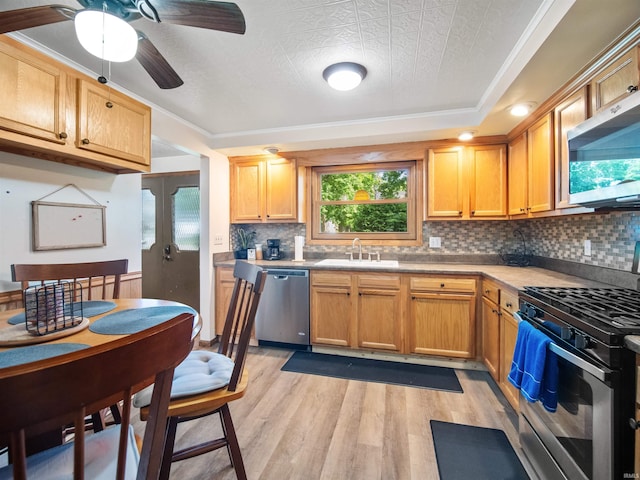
[{"left": 2, "top": 0, "right": 640, "bottom": 157}]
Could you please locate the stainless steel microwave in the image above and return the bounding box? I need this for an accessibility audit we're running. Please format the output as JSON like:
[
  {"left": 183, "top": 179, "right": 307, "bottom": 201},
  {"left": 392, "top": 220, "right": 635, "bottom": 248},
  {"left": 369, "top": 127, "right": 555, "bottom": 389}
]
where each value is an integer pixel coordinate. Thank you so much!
[{"left": 567, "top": 91, "right": 640, "bottom": 208}]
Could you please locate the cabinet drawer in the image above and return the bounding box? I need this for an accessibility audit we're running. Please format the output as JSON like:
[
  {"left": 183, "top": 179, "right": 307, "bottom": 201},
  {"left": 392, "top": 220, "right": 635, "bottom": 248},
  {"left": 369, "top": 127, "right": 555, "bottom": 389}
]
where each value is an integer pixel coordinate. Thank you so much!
[
  {"left": 482, "top": 279, "right": 500, "bottom": 304},
  {"left": 312, "top": 271, "right": 351, "bottom": 287},
  {"left": 217, "top": 267, "right": 234, "bottom": 283},
  {"left": 410, "top": 277, "right": 476, "bottom": 293},
  {"left": 500, "top": 289, "right": 519, "bottom": 315},
  {"left": 358, "top": 274, "right": 401, "bottom": 289}
]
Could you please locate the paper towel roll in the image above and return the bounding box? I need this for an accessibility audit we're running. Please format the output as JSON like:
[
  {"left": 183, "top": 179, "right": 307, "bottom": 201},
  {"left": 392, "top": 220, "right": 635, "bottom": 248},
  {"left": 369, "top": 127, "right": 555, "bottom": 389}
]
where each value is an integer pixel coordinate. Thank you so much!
[{"left": 294, "top": 235, "right": 305, "bottom": 261}]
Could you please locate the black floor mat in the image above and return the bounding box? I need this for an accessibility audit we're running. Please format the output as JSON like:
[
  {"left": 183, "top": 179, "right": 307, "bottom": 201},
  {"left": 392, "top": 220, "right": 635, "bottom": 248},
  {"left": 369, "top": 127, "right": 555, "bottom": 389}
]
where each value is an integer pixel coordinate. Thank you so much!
[
  {"left": 431, "top": 420, "right": 529, "bottom": 480},
  {"left": 281, "top": 351, "right": 463, "bottom": 392}
]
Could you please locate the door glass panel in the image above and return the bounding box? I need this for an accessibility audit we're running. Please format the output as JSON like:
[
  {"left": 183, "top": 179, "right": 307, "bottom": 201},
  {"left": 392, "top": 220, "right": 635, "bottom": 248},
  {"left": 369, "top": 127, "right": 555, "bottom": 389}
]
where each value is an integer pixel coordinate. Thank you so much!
[
  {"left": 172, "top": 186, "right": 200, "bottom": 251},
  {"left": 141, "top": 188, "right": 155, "bottom": 250}
]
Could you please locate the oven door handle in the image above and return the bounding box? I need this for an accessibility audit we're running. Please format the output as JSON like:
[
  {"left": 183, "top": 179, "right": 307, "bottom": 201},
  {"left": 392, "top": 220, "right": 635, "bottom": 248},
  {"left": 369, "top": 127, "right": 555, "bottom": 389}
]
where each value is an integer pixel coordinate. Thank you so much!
[{"left": 514, "top": 312, "right": 609, "bottom": 382}]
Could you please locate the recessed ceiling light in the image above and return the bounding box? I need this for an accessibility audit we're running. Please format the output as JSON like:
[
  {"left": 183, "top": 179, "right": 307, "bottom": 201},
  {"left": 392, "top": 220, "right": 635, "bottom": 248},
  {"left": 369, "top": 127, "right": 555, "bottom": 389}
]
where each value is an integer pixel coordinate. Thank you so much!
[
  {"left": 263, "top": 146, "right": 279, "bottom": 154},
  {"left": 458, "top": 131, "right": 475, "bottom": 141},
  {"left": 509, "top": 102, "right": 536, "bottom": 117},
  {"left": 322, "top": 62, "right": 367, "bottom": 91}
]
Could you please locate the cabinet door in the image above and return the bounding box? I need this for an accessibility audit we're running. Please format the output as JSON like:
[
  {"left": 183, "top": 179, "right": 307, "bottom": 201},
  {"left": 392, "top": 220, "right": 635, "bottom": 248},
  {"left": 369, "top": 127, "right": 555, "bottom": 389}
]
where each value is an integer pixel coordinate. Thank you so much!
[
  {"left": 500, "top": 311, "right": 520, "bottom": 410},
  {"left": 591, "top": 46, "right": 639, "bottom": 114},
  {"left": 265, "top": 157, "right": 297, "bottom": 221},
  {"left": 554, "top": 87, "right": 589, "bottom": 209},
  {"left": 357, "top": 288, "right": 402, "bottom": 351},
  {"left": 215, "top": 267, "right": 236, "bottom": 336},
  {"left": 527, "top": 113, "right": 554, "bottom": 213},
  {"left": 311, "top": 285, "right": 353, "bottom": 347},
  {"left": 230, "top": 161, "right": 263, "bottom": 222},
  {"left": 77, "top": 79, "right": 151, "bottom": 165},
  {"left": 482, "top": 297, "right": 500, "bottom": 381},
  {"left": 0, "top": 40, "right": 67, "bottom": 144},
  {"left": 409, "top": 292, "right": 475, "bottom": 358},
  {"left": 469, "top": 145, "right": 507, "bottom": 217},
  {"left": 507, "top": 133, "right": 528, "bottom": 216},
  {"left": 427, "top": 147, "right": 464, "bottom": 217}
]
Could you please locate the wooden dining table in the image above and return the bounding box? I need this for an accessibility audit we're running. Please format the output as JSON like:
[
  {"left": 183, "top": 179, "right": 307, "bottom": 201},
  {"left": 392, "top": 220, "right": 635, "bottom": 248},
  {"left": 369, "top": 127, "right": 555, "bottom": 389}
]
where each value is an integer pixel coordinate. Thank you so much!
[
  {"left": 0, "top": 298, "right": 201, "bottom": 454},
  {"left": 0, "top": 298, "right": 201, "bottom": 356}
]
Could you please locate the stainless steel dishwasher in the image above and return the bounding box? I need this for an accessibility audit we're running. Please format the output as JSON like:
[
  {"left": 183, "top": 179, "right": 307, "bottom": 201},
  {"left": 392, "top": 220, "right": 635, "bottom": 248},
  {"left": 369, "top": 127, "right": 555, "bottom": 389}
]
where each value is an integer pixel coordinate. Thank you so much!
[{"left": 255, "top": 268, "right": 310, "bottom": 348}]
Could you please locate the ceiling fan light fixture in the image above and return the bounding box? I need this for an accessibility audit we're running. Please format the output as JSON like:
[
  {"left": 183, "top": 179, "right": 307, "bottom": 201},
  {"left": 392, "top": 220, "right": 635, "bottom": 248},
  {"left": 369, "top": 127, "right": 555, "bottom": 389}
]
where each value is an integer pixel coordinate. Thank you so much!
[
  {"left": 323, "top": 62, "right": 367, "bottom": 91},
  {"left": 74, "top": 10, "right": 138, "bottom": 62}
]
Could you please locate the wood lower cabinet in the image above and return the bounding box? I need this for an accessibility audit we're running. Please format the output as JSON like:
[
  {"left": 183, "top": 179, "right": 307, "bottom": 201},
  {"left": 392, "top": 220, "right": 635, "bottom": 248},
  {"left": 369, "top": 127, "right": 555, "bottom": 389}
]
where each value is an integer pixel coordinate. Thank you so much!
[
  {"left": 408, "top": 276, "right": 476, "bottom": 358},
  {"left": 500, "top": 308, "right": 520, "bottom": 410},
  {"left": 482, "top": 279, "right": 500, "bottom": 380},
  {"left": 311, "top": 271, "right": 353, "bottom": 347},
  {"left": 357, "top": 274, "right": 402, "bottom": 351},
  {"left": 214, "top": 266, "right": 236, "bottom": 336}
]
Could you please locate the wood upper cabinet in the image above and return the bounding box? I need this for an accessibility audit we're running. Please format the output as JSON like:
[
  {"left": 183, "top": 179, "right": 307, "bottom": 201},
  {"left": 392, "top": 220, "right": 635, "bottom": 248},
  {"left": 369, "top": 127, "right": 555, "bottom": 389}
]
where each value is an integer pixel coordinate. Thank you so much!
[
  {"left": 591, "top": 46, "right": 639, "bottom": 114},
  {"left": 230, "top": 156, "right": 297, "bottom": 223},
  {"left": 77, "top": 79, "right": 151, "bottom": 166},
  {"left": 0, "top": 36, "right": 151, "bottom": 173},
  {"left": 0, "top": 38, "right": 67, "bottom": 145},
  {"left": 428, "top": 145, "right": 507, "bottom": 219},
  {"left": 356, "top": 274, "right": 402, "bottom": 352},
  {"left": 310, "top": 271, "right": 353, "bottom": 347},
  {"left": 469, "top": 144, "right": 507, "bottom": 217},
  {"left": 408, "top": 276, "right": 476, "bottom": 358},
  {"left": 427, "top": 147, "right": 464, "bottom": 217},
  {"left": 508, "top": 114, "right": 554, "bottom": 216},
  {"left": 554, "top": 87, "right": 589, "bottom": 209}
]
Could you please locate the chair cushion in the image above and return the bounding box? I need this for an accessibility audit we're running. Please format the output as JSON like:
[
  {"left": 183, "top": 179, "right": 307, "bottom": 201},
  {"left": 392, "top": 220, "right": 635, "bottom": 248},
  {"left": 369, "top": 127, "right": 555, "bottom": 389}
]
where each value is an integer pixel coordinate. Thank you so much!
[
  {"left": 0, "top": 424, "right": 139, "bottom": 479},
  {"left": 133, "top": 350, "right": 234, "bottom": 408}
]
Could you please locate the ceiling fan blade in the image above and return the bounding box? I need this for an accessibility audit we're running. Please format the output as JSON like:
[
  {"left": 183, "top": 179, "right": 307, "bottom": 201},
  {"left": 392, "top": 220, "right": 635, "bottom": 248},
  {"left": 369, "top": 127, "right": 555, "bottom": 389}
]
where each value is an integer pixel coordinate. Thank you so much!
[
  {"left": 136, "top": 33, "right": 184, "bottom": 89},
  {"left": 140, "top": 0, "right": 245, "bottom": 34},
  {"left": 0, "top": 5, "right": 75, "bottom": 35}
]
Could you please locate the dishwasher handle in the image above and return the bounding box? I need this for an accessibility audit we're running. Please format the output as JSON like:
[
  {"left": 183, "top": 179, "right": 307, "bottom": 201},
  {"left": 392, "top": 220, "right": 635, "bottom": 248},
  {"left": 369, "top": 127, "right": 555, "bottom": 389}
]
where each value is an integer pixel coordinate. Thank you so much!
[{"left": 273, "top": 275, "right": 289, "bottom": 280}]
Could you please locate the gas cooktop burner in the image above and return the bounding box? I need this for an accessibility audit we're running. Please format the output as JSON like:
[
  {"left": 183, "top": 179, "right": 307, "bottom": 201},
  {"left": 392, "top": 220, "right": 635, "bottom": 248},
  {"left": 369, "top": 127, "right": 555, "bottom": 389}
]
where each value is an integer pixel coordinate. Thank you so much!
[{"left": 523, "top": 286, "right": 640, "bottom": 330}]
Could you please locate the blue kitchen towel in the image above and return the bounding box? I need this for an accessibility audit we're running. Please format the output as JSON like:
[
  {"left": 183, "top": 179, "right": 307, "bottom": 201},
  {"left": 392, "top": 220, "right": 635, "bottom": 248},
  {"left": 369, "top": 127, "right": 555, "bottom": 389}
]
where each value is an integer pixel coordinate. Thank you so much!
[
  {"left": 540, "top": 349, "right": 558, "bottom": 412},
  {"left": 508, "top": 320, "right": 554, "bottom": 405}
]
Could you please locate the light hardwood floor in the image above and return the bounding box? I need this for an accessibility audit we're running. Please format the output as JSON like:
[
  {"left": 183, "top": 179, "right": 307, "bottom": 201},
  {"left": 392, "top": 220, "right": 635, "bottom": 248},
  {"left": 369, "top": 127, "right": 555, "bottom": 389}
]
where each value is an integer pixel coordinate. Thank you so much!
[{"left": 132, "top": 346, "right": 529, "bottom": 480}]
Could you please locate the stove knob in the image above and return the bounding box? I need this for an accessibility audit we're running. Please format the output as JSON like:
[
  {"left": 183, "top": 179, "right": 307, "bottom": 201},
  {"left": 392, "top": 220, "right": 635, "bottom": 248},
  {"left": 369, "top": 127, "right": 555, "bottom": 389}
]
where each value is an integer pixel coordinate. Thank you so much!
[
  {"left": 574, "top": 334, "right": 590, "bottom": 349},
  {"left": 560, "top": 327, "right": 573, "bottom": 340},
  {"left": 526, "top": 306, "right": 539, "bottom": 318}
]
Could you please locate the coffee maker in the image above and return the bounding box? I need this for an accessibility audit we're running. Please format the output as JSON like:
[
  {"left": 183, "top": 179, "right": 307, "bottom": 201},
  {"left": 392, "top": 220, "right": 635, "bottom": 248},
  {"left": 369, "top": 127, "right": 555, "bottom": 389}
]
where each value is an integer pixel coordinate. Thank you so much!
[{"left": 266, "top": 239, "right": 281, "bottom": 260}]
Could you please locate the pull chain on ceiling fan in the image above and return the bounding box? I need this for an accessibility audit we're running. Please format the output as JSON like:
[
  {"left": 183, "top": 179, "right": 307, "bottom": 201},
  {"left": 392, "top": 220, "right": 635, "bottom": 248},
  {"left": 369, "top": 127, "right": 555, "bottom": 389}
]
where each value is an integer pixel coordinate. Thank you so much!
[{"left": 0, "top": 0, "right": 246, "bottom": 89}]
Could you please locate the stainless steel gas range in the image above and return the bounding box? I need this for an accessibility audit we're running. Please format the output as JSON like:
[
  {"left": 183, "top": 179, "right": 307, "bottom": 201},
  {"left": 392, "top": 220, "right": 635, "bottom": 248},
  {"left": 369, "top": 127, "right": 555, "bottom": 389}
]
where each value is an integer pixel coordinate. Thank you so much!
[{"left": 516, "top": 286, "right": 640, "bottom": 480}]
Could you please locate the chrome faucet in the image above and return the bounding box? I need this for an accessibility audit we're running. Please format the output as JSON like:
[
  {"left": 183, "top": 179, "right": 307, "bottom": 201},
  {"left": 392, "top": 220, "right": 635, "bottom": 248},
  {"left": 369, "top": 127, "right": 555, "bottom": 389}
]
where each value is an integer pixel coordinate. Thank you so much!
[{"left": 352, "top": 237, "right": 362, "bottom": 261}]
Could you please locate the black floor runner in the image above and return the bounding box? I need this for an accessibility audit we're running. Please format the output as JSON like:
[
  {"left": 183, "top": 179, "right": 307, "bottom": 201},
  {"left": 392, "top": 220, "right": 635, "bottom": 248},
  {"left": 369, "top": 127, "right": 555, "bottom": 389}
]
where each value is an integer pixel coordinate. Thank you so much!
[
  {"left": 431, "top": 420, "right": 529, "bottom": 480},
  {"left": 281, "top": 351, "right": 462, "bottom": 392}
]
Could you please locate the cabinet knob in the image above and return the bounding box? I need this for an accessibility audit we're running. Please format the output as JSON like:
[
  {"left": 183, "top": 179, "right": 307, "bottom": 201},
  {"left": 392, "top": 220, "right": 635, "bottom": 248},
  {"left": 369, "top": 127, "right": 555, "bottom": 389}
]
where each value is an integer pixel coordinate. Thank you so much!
[
  {"left": 485, "top": 289, "right": 490, "bottom": 294},
  {"left": 506, "top": 302, "right": 512, "bottom": 308},
  {"left": 81, "top": 138, "right": 90, "bottom": 145},
  {"left": 440, "top": 283, "right": 445, "bottom": 288},
  {"left": 519, "top": 208, "right": 525, "bottom": 212},
  {"left": 358, "top": 292, "right": 362, "bottom": 296},
  {"left": 266, "top": 214, "right": 270, "bottom": 218},
  {"left": 471, "top": 210, "right": 475, "bottom": 215},
  {"left": 105, "top": 101, "right": 113, "bottom": 109},
  {"left": 411, "top": 296, "right": 416, "bottom": 300},
  {"left": 58, "top": 132, "right": 68, "bottom": 140},
  {"left": 346, "top": 292, "right": 350, "bottom": 296},
  {"left": 458, "top": 211, "right": 463, "bottom": 215},
  {"left": 628, "top": 85, "right": 639, "bottom": 93}
]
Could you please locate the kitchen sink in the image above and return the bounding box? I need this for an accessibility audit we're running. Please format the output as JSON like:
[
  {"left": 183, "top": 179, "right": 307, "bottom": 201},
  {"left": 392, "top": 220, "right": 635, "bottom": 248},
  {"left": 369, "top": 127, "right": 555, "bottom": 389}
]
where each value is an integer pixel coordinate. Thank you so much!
[{"left": 314, "top": 258, "right": 399, "bottom": 268}]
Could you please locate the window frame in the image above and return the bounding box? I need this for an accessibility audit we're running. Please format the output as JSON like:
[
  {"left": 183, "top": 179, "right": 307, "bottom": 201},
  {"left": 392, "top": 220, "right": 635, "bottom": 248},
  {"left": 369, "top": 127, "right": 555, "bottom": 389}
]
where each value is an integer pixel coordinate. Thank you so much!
[{"left": 309, "top": 160, "right": 422, "bottom": 245}]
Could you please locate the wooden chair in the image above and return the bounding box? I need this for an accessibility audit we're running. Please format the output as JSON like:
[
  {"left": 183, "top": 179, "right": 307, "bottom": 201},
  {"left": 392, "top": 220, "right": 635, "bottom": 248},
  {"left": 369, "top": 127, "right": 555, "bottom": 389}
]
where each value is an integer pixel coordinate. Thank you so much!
[
  {"left": 11, "top": 259, "right": 130, "bottom": 433},
  {"left": 138, "top": 261, "right": 266, "bottom": 480},
  {"left": 0, "top": 312, "right": 195, "bottom": 480},
  {"left": 11, "top": 259, "right": 129, "bottom": 301}
]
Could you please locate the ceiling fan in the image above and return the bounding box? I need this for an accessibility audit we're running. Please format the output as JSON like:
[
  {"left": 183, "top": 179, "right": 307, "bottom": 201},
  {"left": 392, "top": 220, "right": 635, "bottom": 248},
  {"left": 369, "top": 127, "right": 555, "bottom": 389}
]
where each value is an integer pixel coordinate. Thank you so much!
[{"left": 0, "top": 0, "right": 246, "bottom": 89}]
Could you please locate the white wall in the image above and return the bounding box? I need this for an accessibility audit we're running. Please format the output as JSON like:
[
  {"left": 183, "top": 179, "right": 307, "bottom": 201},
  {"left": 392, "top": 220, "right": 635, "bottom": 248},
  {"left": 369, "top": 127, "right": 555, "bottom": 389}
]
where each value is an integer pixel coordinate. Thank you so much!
[{"left": 0, "top": 152, "right": 142, "bottom": 291}]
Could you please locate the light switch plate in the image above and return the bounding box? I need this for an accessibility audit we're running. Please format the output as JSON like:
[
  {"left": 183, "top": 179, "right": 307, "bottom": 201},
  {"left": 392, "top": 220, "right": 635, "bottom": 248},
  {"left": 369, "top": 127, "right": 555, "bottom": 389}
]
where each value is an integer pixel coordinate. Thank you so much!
[{"left": 429, "top": 237, "right": 442, "bottom": 248}]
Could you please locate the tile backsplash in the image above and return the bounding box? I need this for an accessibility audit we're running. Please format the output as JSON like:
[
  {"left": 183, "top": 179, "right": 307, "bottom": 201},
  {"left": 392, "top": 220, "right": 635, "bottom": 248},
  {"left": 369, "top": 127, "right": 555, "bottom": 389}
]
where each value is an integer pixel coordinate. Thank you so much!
[{"left": 231, "top": 210, "right": 640, "bottom": 273}]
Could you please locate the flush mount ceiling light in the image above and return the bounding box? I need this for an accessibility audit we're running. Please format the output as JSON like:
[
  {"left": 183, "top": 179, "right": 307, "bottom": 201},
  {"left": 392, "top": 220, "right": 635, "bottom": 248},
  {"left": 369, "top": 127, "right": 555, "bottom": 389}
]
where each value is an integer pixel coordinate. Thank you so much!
[
  {"left": 323, "top": 62, "right": 367, "bottom": 91},
  {"left": 74, "top": 9, "right": 138, "bottom": 62},
  {"left": 263, "top": 146, "right": 279, "bottom": 154},
  {"left": 458, "top": 131, "right": 475, "bottom": 141},
  {"left": 509, "top": 102, "right": 536, "bottom": 117}
]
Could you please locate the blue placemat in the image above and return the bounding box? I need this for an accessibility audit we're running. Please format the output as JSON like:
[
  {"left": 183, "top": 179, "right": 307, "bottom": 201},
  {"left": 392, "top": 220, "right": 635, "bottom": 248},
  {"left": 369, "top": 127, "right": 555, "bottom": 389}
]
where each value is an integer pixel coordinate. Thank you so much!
[
  {"left": 0, "top": 343, "right": 90, "bottom": 369},
  {"left": 89, "top": 306, "right": 196, "bottom": 335},
  {"left": 8, "top": 300, "right": 117, "bottom": 325}
]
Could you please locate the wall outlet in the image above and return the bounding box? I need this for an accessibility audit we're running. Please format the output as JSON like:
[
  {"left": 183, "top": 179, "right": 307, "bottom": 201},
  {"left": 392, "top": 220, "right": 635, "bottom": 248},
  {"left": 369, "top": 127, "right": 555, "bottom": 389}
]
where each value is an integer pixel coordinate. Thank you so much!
[
  {"left": 584, "top": 239, "right": 592, "bottom": 256},
  {"left": 214, "top": 233, "right": 224, "bottom": 245},
  {"left": 429, "top": 236, "right": 442, "bottom": 248}
]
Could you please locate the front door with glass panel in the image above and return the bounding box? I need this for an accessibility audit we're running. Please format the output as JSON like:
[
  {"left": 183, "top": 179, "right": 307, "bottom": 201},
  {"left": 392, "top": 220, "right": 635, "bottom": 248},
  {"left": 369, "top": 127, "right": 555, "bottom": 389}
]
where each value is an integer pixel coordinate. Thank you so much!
[{"left": 142, "top": 173, "right": 200, "bottom": 311}]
